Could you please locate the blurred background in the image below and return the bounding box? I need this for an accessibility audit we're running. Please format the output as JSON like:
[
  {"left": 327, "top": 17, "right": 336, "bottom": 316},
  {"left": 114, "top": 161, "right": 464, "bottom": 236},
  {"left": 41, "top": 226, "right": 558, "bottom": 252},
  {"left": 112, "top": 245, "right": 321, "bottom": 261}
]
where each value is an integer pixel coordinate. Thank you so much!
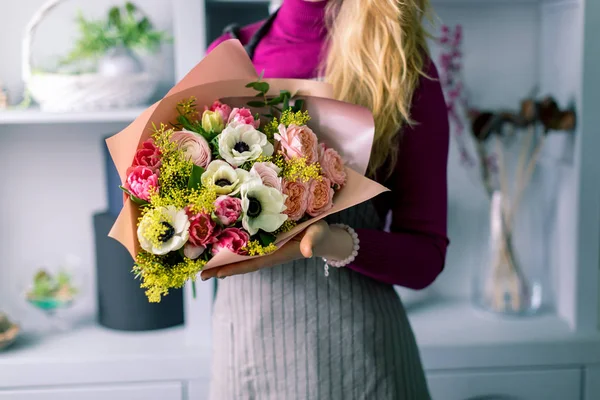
[{"left": 0, "top": 0, "right": 599, "bottom": 399}]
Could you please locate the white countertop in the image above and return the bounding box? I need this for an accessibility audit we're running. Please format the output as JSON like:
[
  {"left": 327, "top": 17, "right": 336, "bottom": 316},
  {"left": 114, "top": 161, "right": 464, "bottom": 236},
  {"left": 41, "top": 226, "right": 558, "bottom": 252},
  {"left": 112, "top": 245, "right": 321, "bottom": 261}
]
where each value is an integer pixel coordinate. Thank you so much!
[
  {"left": 1, "top": 299, "right": 599, "bottom": 389},
  {"left": 409, "top": 299, "right": 600, "bottom": 370},
  {"left": 0, "top": 322, "right": 210, "bottom": 389}
]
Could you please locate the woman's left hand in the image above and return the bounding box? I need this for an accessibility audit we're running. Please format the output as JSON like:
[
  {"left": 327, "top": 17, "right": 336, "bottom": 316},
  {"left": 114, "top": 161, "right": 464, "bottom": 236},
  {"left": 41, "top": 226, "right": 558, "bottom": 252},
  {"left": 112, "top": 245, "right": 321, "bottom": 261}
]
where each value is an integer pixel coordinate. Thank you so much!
[{"left": 200, "top": 221, "right": 354, "bottom": 280}]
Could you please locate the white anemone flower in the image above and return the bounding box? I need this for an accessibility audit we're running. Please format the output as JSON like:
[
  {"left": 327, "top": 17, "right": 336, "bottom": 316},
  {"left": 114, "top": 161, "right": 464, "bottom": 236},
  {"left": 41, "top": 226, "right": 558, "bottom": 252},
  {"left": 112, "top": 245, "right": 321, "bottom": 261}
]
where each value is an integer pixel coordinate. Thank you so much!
[
  {"left": 240, "top": 179, "right": 288, "bottom": 236},
  {"left": 201, "top": 160, "right": 251, "bottom": 196},
  {"left": 217, "top": 123, "right": 274, "bottom": 167},
  {"left": 137, "top": 206, "right": 190, "bottom": 255}
]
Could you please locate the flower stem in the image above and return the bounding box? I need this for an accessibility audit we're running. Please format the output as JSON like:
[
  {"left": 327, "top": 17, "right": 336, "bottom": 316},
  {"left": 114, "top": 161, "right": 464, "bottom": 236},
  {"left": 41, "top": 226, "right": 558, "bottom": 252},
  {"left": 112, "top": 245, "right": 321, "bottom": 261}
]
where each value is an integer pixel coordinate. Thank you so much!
[{"left": 191, "top": 281, "right": 196, "bottom": 299}]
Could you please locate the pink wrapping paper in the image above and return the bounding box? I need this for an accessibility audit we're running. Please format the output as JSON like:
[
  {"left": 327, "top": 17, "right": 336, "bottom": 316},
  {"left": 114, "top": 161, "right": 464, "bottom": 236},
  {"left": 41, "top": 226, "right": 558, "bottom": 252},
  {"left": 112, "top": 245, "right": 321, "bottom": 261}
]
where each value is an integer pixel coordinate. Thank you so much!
[{"left": 105, "top": 39, "right": 389, "bottom": 270}]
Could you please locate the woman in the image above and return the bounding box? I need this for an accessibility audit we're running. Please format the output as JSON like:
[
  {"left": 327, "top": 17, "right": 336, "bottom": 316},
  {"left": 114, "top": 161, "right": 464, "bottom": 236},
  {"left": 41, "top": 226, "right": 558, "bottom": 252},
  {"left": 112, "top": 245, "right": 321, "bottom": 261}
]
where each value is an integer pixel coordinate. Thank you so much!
[{"left": 201, "top": 0, "right": 449, "bottom": 398}]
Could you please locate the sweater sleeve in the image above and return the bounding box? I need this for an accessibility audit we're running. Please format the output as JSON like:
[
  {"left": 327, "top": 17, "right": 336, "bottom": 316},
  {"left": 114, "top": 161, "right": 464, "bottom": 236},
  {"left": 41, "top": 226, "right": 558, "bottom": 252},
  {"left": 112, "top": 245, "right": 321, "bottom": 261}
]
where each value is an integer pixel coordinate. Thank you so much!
[{"left": 346, "top": 61, "right": 450, "bottom": 289}]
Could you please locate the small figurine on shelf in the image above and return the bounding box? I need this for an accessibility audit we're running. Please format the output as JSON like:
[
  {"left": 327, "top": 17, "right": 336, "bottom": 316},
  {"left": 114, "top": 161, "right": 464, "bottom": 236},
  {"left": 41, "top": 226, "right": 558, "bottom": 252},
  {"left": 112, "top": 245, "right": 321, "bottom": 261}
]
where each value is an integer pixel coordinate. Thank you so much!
[
  {"left": 0, "top": 312, "right": 19, "bottom": 351},
  {"left": 26, "top": 269, "right": 78, "bottom": 312},
  {"left": 0, "top": 81, "right": 9, "bottom": 109}
]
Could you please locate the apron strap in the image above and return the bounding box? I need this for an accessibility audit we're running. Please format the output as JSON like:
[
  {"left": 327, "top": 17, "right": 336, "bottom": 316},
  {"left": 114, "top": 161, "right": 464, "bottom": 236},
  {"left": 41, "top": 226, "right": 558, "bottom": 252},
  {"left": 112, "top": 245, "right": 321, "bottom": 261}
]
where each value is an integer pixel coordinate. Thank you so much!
[{"left": 221, "top": 10, "right": 279, "bottom": 61}]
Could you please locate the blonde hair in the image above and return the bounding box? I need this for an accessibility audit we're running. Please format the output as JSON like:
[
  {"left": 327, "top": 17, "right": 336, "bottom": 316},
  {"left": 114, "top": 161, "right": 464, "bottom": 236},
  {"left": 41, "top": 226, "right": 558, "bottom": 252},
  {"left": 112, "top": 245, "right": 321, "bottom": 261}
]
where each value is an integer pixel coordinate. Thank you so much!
[{"left": 324, "top": 0, "right": 433, "bottom": 179}]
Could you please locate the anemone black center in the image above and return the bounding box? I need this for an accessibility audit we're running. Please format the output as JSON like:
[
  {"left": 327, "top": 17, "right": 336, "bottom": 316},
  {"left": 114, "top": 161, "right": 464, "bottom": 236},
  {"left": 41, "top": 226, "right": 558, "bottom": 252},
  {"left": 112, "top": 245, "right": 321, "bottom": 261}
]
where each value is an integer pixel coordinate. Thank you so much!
[
  {"left": 215, "top": 179, "right": 231, "bottom": 187},
  {"left": 234, "top": 141, "right": 250, "bottom": 153},
  {"left": 247, "top": 197, "right": 262, "bottom": 218},
  {"left": 158, "top": 221, "right": 175, "bottom": 242}
]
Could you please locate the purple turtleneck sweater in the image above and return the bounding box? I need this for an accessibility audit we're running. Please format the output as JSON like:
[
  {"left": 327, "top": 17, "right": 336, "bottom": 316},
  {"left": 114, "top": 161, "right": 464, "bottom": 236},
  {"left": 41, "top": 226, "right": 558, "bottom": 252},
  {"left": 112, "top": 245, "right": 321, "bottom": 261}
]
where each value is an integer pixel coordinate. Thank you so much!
[{"left": 208, "top": 0, "right": 449, "bottom": 290}]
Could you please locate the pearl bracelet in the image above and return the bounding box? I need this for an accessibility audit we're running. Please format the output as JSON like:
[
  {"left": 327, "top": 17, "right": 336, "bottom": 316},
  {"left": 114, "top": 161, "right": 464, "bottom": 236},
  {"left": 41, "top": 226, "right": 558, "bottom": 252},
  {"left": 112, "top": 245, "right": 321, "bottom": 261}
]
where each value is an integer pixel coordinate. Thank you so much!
[{"left": 322, "top": 224, "right": 360, "bottom": 277}]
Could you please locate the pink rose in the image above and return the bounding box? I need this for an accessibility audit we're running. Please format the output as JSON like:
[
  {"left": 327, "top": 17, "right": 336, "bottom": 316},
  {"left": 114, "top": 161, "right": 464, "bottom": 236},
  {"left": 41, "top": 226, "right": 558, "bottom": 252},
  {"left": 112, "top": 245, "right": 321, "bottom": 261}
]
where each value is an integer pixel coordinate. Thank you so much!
[
  {"left": 125, "top": 166, "right": 159, "bottom": 201},
  {"left": 133, "top": 139, "right": 161, "bottom": 170},
  {"left": 282, "top": 179, "right": 309, "bottom": 221},
  {"left": 207, "top": 100, "right": 232, "bottom": 121},
  {"left": 171, "top": 130, "right": 212, "bottom": 169},
  {"left": 274, "top": 124, "right": 319, "bottom": 164},
  {"left": 307, "top": 177, "right": 334, "bottom": 217},
  {"left": 228, "top": 107, "right": 260, "bottom": 129},
  {"left": 214, "top": 196, "right": 242, "bottom": 226},
  {"left": 318, "top": 144, "right": 347, "bottom": 188},
  {"left": 212, "top": 228, "right": 250, "bottom": 256},
  {"left": 250, "top": 162, "right": 282, "bottom": 191},
  {"left": 187, "top": 211, "right": 218, "bottom": 247}
]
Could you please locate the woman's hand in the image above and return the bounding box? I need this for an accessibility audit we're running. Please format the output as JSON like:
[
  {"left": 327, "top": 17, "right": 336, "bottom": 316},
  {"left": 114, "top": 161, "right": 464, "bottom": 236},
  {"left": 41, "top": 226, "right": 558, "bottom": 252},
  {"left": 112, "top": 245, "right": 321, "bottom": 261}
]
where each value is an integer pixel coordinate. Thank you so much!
[{"left": 200, "top": 221, "right": 355, "bottom": 280}]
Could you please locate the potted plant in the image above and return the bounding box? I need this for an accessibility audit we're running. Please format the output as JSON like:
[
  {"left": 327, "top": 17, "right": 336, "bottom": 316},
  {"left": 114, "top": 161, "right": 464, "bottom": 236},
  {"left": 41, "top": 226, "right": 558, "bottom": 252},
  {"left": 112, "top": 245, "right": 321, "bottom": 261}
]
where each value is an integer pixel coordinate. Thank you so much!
[
  {"left": 23, "top": 0, "right": 169, "bottom": 111},
  {"left": 60, "top": 2, "right": 169, "bottom": 76}
]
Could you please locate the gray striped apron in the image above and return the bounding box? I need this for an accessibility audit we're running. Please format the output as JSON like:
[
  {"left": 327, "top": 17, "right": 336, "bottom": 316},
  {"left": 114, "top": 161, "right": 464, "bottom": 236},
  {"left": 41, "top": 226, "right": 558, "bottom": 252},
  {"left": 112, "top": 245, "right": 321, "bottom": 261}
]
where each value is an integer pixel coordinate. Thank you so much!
[{"left": 208, "top": 201, "right": 432, "bottom": 399}]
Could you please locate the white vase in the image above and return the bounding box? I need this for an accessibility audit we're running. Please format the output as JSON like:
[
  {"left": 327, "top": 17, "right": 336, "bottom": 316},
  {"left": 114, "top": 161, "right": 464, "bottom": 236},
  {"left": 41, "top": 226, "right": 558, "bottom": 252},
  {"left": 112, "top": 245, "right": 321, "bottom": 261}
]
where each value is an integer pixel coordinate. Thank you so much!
[{"left": 98, "top": 46, "right": 143, "bottom": 77}]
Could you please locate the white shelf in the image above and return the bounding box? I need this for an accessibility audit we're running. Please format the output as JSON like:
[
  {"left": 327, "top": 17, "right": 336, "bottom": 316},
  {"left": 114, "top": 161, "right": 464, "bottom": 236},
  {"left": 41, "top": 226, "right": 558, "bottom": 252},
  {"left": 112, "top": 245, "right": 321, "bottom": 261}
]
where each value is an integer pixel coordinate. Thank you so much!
[
  {"left": 2, "top": 300, "right": 599, "bottom": 390},
  {"left": 0, "top": 108, "right": 146, "bottom": 125},
  {"left": 0, "top": 322, "right": 210, "bottom": 389},
  {"left": 410, "top": 299, "right": 600, "bottom": 371}
]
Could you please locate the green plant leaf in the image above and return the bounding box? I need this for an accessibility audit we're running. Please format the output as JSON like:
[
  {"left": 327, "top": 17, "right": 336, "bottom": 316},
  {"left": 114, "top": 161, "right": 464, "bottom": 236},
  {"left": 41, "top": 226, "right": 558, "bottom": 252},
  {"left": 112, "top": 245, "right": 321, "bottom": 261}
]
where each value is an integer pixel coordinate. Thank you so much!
[
  {"left": 255, "top": 82, "right": 270, "bottom": 94},
  {"left": 119, "top": 186, "right": 149, "bottom": 206},
  {"left": 247, "top": 101, "right": 266, "bottom": 108},
  {"left": 246, "top": 81, "right": 270, "bottom": 94},
  {"left": 258, "top": 231, "right": 276, "bottom": 246},
  {"left": 188, "top": 165, "right": 205, "bottom": 189},
  {"left": 108, "top": 7, "right": 121, "bottom": 28},
  {"left": 281, "top": 91, "right": 291, "bottom": 111},
  {"left": 210, "top": 136, "right": 221, "bottom": 157},
  {"left": 292, "top": 99, "right": 305, "bottom": 113},
  {"left": 125, "top": 2, "right": 137, "bottom": 14},
  {"left": 266, "top": 96, "right": 283, "bottom": 106}
]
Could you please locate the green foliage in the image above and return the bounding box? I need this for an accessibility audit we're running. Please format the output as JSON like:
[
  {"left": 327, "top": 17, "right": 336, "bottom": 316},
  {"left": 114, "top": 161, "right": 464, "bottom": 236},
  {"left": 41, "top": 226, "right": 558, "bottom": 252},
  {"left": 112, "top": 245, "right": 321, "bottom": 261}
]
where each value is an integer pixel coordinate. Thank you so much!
[
  {"left": 62, "top": 2, "right": 169, "bottom": 64},
  {"left": 187, "top": 165, "right": 205, "bottom": 190},
  {"left": 245, "top": 77, "right": 305, "bottom": 123}
]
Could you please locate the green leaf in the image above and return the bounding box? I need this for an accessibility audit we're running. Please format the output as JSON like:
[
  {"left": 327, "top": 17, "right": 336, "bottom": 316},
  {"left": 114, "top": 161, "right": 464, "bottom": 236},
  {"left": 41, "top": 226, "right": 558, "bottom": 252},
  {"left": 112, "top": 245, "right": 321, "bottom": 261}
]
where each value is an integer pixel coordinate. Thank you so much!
[
  {"left": 246, "top": 81, "right": 270, "bottom": 94},
  {"left": 266, "top": 96, "right": 283, "bottom": 106},
  {"left": 255, "top": 82, "right": 270, "bottom": 94},
  {"left": 247, "top": 101, "right": 266, "bottom": 108},
  {"left": 292, "top": 99, "right": 305, "bottom": 113},
  {"left": 125, "top": 2, "right": 137, "bottom": 15},
  {"left": 119, "top": 186, "right": 149, "bottom": 206},
  {"left": 282, "top": 93, "right": 290, "bottom": 111},
  {"left": 210, "top": 135, "right": 221, "bottom": 157},
  {"left": 258, "top": 231, "right": 276, "bottom": 247},
  {"left": 188, "top": 164, "right": 205, "bottom": 189}
]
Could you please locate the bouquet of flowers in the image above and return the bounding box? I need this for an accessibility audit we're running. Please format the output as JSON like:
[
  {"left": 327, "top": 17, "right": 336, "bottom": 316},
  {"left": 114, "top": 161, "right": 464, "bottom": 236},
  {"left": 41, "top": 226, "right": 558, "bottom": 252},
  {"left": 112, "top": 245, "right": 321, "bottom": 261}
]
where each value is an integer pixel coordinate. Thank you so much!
[{"left": 106, "top": 40, "right": 387, "bottom": 302}]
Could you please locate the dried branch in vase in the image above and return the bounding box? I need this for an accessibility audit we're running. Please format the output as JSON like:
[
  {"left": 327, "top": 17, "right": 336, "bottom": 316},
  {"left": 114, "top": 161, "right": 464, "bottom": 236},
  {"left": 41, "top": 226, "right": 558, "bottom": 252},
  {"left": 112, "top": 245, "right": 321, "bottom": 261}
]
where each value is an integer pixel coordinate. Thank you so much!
[
  {"left": 469, "top": 96, "right": 575, "bottom": 313},
  {"left": 438, "top": 25, "right": 477, "bottom": 167}
]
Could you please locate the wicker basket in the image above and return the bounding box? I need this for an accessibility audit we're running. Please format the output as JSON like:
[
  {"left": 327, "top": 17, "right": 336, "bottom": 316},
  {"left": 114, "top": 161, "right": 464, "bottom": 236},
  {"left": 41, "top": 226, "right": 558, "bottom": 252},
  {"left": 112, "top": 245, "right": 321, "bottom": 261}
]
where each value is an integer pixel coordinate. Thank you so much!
[{"left": 22, "top": 0, "right": 159, "bottom": 112}]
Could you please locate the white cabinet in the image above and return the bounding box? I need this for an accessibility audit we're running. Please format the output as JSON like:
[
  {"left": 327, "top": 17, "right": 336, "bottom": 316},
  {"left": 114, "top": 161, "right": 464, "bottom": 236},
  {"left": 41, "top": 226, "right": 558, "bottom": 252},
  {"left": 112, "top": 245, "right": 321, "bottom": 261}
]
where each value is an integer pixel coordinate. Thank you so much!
[
  {"left": 0, "top": 382, "right": 182, "bottom": 400},
  {"left": 427, "top": 368, "right": 581, "bottom": 400}
]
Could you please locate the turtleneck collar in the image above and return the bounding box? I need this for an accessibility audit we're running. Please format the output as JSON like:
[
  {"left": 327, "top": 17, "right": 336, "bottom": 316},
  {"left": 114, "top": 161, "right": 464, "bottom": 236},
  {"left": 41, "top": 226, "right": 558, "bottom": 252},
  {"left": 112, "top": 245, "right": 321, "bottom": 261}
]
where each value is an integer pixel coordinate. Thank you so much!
[{"left": 272, "top": 0, "right": 328, "bottom": 42}]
